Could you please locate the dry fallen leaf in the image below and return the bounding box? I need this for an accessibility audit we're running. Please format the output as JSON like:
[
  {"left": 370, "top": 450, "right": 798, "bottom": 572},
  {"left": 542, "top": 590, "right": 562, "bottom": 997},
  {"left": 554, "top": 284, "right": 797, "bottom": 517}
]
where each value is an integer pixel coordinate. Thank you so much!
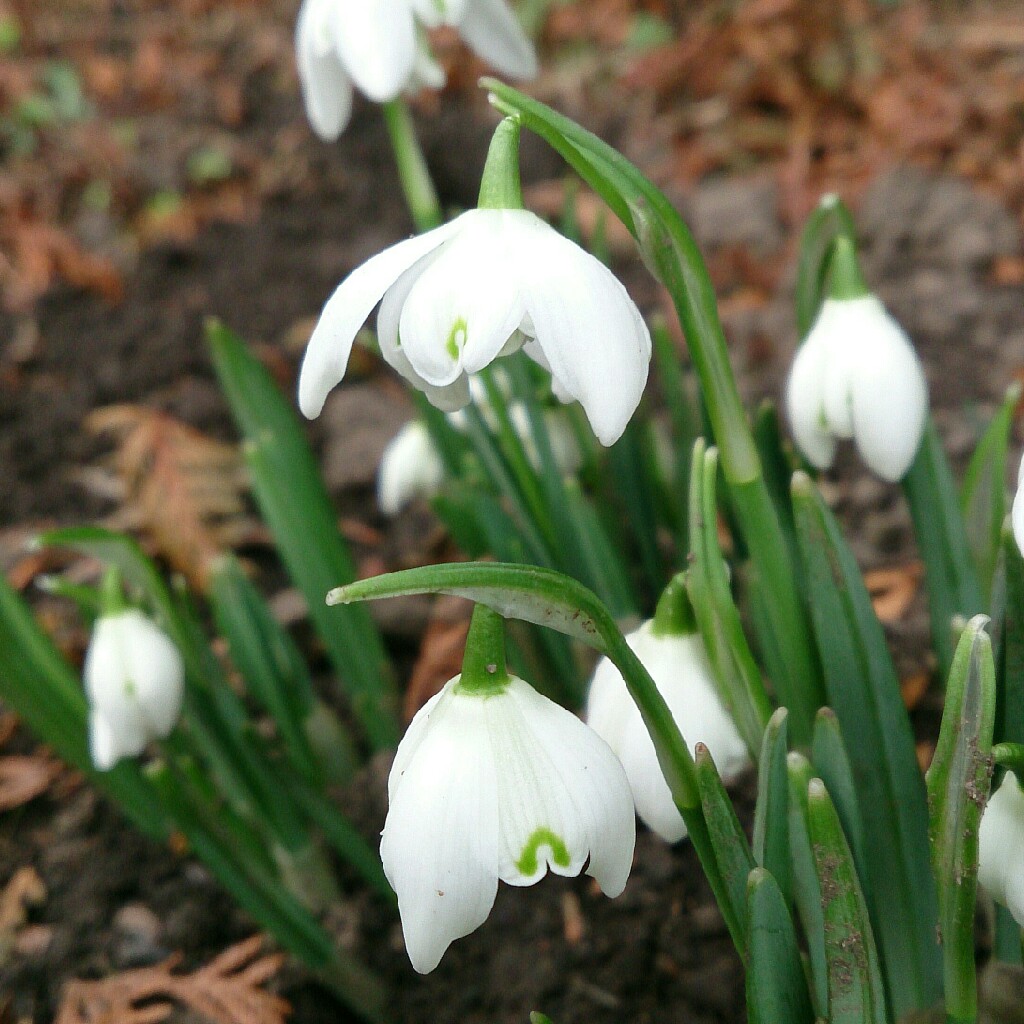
[
  {"left": 55, "top": 935, "right": 289, "bottom": 1024},
  {"left": 900, "top": 671, "right": 931, "bottom": 712},
  {"left": 87, "top": 405, "right": 254, "bottom": 591},
  {"left": 0, "top": 713, "right": 62, "bottom": 811},
  {"left": 0, "top": 866, "right": 47, "bottom": 959},
  {"left": 865, "top": 562, "right": 923, "bottom": 624},
  {"left": 403, "top": 596, "right": 473, "bottom": 722}
]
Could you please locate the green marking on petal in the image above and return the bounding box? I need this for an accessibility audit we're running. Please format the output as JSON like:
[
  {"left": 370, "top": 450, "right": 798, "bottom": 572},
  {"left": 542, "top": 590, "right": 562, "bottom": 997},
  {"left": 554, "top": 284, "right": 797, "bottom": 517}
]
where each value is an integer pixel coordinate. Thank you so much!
[
  {"left": 515, "top": 827, "right": 571, "bottom": 875},
  {"left": 446, "top": 318, "right": 467, "bottom": 361}
]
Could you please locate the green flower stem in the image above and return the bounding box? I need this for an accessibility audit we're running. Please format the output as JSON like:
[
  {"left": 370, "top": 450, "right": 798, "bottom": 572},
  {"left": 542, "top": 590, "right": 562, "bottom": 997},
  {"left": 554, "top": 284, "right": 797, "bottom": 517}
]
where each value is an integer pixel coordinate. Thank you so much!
[
  {"left": 482, "top": 80, "right": 823, "bottom": 742},
  {"left": 99, "top": 566, "right": 127, "bottom": 615},
  {"left": 478, "top": 117, "right": 524, "bottom": 210},
  {"left": 459, "top": 605, "right": 510, "bottom": 695},
  {"left": 794, "top": 194, "right": 859, "bottom": 336},
  {"left": 382, "top": 98, "right": 442, "bottom": 233},
  {"left": 651, "top": 572, "right": 696, "bottom": 637}
]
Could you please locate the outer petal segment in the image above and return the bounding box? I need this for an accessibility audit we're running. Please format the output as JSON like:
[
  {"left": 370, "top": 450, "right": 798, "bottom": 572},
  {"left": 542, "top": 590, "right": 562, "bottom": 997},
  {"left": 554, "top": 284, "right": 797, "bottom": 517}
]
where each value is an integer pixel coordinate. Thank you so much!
[
  {"left": 459, "top": 0, "right": 538, "bottom": 79},
  {"left": 518, "top": 216, "right": 651, "bottom": 445},
  {"left": 381, "top": 683, "right": 500, "bottom": 973},
  {"left": 298, "top": 220, "right": 462, "bottom": 418},
  {"left": 329, "top": 0, "right": 417, "bottom": 102}
]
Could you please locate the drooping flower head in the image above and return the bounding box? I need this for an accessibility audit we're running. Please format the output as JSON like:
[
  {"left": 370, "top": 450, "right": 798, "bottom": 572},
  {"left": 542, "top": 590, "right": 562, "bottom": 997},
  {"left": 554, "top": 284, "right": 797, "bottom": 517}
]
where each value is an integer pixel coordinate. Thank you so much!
[
  {"left": 296, "top": 0, "right": 537, "bottom": 141},
  {"left": 585, "top": 582, "right": 749, "bottom": 842},
  {"left": 1012, "top": 452, "right": 1024, "bottom": 554},
  {"left": 299, "top": 118, "right": 652, "bottom": 446},
  {"left": 377, "top": 375, "right": 582, "bottom": 515},
  {"left": 785, "top": 234, "right": 928, "bottom": 482},
  {"left": 84, "top": 607, "right": 185, "bottom": 771},
  {"left": 380, "top": 606, "right": 635, "bottom": 972},
  {"left": 978, "top": 770, "right": 1024, "bottom": 927}
]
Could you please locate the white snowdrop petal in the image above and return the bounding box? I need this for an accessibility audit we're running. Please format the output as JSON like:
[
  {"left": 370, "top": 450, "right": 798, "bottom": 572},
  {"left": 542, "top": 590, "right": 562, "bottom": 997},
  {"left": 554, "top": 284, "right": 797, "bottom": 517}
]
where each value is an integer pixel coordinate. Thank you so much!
[
  {"left": 617, "top": 708, "right": 687, "bottom": 842},
  {"left": 848, "top": 332, "right": 928, "bottom": 481},
  {"left": 786, "top": 335, "right": 835, "bottom": 470},
  {"left": 520, "top": 220, "right": 650, "bottom": 445},
  {"left": 298, "top": 221, "right": 462, "bottom": 418},
  {"left": 295, "top": 0, "right": 354, "bottom": 141},
  {"left": 1013, "top": 456, "right": 1024, "bottom": 553},
  {"left": 378, "top": 420, "right": 447, "bottom": 515},
  {"left": 458, "top": 0, "right": 539, "bottom": 79},
  {"left": 978, "top": 771, "right": 1024, "bottom": 917},
  {"left": 328, "top": 0, "right": 417, "bottom": 102},
  {"left": 89, "top": 710, "right": 125, "bottom": 772},
  {"left": 398, "top": 213, "right": 525, "bottom": 387},
  {"left": 503, "top": 679, "right": 635, "bottom": 895},
  {"left": 381, "top": 689, "right": 500, "bottom": 973}
]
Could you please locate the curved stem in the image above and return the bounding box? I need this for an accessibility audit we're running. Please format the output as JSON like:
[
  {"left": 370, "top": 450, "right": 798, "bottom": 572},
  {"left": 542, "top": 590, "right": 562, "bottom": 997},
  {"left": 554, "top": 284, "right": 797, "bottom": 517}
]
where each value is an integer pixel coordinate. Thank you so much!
[{"left": 382, "top": 98, "right": 443, "bottom": 233}]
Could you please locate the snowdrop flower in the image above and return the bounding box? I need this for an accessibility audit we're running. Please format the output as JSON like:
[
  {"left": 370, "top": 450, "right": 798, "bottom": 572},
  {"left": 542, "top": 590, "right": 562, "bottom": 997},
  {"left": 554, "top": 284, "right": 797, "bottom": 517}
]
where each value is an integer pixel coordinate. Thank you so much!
[
  {"left": 380, "top": 607, "right": 635, "bottom": 972},
  {"left": 295, "top": 0, "right": 536, "bottom": 141},
  {"left": 378, "top": 420, "right": 447, "bottom": 516},
  {"left": 299, "top": 118, "right": 652, "bottom": 446},
  {"left": 586, "top": 620, "right": 749, "bottom": 843},
  {"left": 84, "top": 609, "right": 185, "bottom": 771},
  {"left": 978, "top": 771, "right": 1024, "bottom": 926},
  {"left": 1012, "top": 453, "right": 1024, "bottom": 553},
  {"left": 378, "top": 386, "right": 582, "bottom": 515},
  {"left": 785, "top": 238, "right": 927, "bottom": 482}
]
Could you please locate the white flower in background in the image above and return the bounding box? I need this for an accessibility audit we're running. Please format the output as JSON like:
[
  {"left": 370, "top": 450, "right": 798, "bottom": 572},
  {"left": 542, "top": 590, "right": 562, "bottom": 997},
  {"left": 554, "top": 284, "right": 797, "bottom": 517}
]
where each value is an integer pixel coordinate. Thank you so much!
[
  {"left": 295, "top": 0, "right": 536, "bottom": 141},
  {"left": 299, "top": 207, "right": 652, "bottom": 445},
  {"left": 380, "top": 673, "right": 635, "bottom": 972},
  {"left": 785, "top": 294, "right": 928, "bottom": 482},
  {"left": 1012, "top": 453, "right": 1024, "bottom": 553},
  {"left": 84, "top": 609, "right": 185, "bottom": 771},
  {"left": 379, "top": 384, "right": 582, "bottom": 515},
  {"left": 978, "top": 770, "right": 1024, "bottom": 926},
  {"left": 378, "top": 420, "right": 447, "bottom": 516},
  {"left": 586, "top": 622, "right": 749, "bottom": 843}
]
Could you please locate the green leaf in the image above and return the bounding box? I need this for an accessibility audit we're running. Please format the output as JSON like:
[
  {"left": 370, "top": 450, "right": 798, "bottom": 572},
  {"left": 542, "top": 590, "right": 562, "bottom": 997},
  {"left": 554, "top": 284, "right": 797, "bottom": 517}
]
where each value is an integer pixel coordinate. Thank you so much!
[
  {"left": 686, "top": 441, "right": 773, "bottom": 755},
  {"left": 752, "top": 708, "right": 791, "bottom": 903},
  {"left": 745, "top": 867, "right": 816, "bottom": 1024},
  {"left": 792, "top": 472, "right": 942, "bottom": 1017},
  {"left": 694, "top": 745, "right": 757, "bottom": 956},
  {"left": 206, "top": 320, "right": 397, "bottom": 749},
  {"left": 811, "top": 707, "right": 867, "bottom": 885},
  {"left": 807, "top": 778, "right": 888, "bottom": 1024},
  {"left": 926, "top": 615, "right": 996, "bottom": 1024},
  {"left": 786, "top": 752, "right": 828, "bottom": 1017},
  {"left": 903, "top": 416, "right": 985, "bottom": 677},
  {"left": 209, "top": 554, "right": 357, "bottom": 784},
  {"left": 961, "top": 384, "right": 1020, "bottom": 598}
]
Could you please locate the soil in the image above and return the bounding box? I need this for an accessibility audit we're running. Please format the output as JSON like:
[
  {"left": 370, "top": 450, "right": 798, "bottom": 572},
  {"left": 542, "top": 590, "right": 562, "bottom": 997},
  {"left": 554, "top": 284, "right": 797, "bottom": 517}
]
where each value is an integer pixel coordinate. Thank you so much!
[{"left": 3, "top": 2, "right": 1024, "bottom": 1022}]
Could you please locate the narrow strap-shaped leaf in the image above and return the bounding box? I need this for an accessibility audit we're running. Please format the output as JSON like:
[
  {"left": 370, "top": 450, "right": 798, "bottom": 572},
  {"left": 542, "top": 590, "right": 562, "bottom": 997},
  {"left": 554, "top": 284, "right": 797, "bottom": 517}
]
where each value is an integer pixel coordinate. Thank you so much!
[
  {"left": 209, "top": 553, "right": 346, "bottom": 784},
  {"left": 903, "top": 417, "right": 986, "bottom": 678},
  {"left": 687, "top": 440, "right": 773, "bottom": 755},
  {"left": 787, "top": 752, "right": 828, "bottom": 1017},
  {"left": 926, "top": 615, "right": 996, "bottom": 1024},
  {"left": 207, "top": 319, "right": 397, "bottom": 749},
  {"left": 807, "top": 778, "right": 888, "bottom": 1024},
  {"left": 792, "top": 472, "right": 942, "bottom": 1017},
  {"left": 961, "top": 385, "right": 1020, "bottom": 599},
  {"left": 695, "top": 744, "right": 757, "bottom": 957},
  {"left": 753, "top": 708, "right": 791, "bottom": 903},
  {"left": 811, "top": 707, "right": 867, "bottom": 885},
  {"left": 745, "top": 867, "right": 816, "bottom": 1024}
]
